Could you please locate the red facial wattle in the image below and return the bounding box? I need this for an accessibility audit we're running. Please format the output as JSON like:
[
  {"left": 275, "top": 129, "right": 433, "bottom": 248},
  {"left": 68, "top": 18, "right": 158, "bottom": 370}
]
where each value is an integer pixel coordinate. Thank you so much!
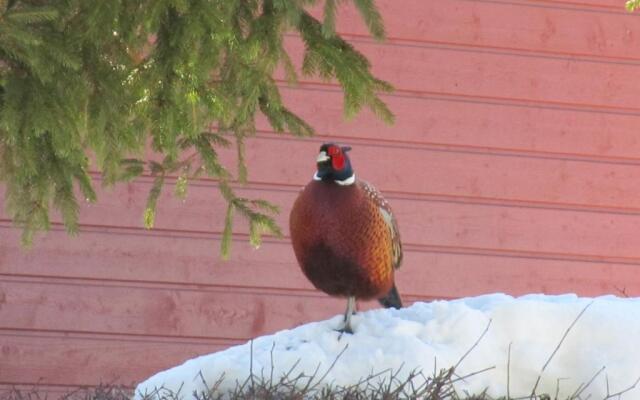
[
  {"left": 332, "top": 154, "right": 345, "bottom": 170},
  {"left": 328, "top": 146, "right": 345, "bottom": 170}
]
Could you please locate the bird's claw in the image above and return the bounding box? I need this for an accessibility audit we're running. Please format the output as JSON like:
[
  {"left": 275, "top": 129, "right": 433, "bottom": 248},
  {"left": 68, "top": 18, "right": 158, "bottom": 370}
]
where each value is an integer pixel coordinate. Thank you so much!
[{"left": 334, "top": 325, "right": 354, "bottom": 340}]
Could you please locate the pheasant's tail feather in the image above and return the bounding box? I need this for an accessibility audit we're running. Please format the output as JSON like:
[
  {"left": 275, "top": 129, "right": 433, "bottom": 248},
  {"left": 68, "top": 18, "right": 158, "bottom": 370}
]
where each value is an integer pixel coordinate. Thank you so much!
[{"left": 378, "top": 283, "right": 402, "bottom": 309}]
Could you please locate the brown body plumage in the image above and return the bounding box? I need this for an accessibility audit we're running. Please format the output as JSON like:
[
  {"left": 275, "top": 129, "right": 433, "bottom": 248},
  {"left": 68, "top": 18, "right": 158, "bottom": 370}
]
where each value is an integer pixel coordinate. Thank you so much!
[
  {"left": 291, "top": 179, "right": 401, "bottom": 299},
  {"left": 289, "top": 143, "right": 402, "bottom": 334}
]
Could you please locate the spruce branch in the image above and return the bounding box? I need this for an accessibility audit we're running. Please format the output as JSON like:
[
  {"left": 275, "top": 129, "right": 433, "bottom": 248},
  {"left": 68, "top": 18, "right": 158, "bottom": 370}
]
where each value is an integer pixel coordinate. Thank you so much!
[
  {"left": 117, "top": 159, "right": 146, "bottom": 182},
  {"left": 174, "top": 174, "right": 188, "bottom": 200},
  {"left": 73, "top": 166, "right": 97, "bottom": 205},
  {"left": 0, "top": 0, "right": 392, "bottom": 258},
  {"left": 626, "top": 0, "right": 640, "bottom": 11},
  {"left": 322, "top": 0, "right": 338, "bottom": 38},
  {"left": 236, "top": 134, "right": 248, "bottom": 184},
  {"left": 220, "top": 190, "right": 236, "bottom": 260},
  {"left": 144, "top": 172, "right": 165, "bottom": 230},
  {"left": 217, "top": 180, "right": 282, "bottom": 259},
  {"left": 4, "top": 7, "right": 59, "bottom": 24},
  {"left": 297, "top": 10, "right": 394, "bottom": 124},
  {"left": 279, "top": 46, "right": 298, "bottom": 84},
  {"left": 52, "top": 176, "right": 80, "bottom": 235},
  {"left": 353, "top": 0, "right": 385, "bottom": 40}
]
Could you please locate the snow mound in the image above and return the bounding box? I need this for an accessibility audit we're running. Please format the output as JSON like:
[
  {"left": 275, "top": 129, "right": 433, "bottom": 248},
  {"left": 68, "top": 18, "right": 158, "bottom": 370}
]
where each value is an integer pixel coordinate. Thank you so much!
[{"left": 135, "top": 293, "right": 640, "bottom": 399}]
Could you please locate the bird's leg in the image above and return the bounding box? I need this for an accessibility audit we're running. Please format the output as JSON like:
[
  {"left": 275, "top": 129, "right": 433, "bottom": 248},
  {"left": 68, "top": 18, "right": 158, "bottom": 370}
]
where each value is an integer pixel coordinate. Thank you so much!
[
  {"left": 336, "top": 296, "right": 356, "bottom": 338},
  {"left": 343, "top": 296, "right": 356, "bottom": 326}
]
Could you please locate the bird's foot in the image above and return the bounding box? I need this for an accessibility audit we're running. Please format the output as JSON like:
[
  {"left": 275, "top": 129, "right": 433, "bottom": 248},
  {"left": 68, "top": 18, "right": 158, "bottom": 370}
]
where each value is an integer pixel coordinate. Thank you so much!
[{"left": 334, "top": 324, "right": 354, "bottom": 340}]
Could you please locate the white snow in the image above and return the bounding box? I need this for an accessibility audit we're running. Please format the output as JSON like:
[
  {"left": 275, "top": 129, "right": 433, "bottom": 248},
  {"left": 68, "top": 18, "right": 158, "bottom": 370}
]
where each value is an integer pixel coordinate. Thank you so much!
[{"left": 135, "top": 294, "right": 640, "bottom": 399}]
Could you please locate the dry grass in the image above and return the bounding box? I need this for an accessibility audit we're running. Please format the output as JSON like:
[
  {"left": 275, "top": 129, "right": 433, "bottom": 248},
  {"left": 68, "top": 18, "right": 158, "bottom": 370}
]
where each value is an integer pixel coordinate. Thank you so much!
[
  {"left": 0, "top": 385, "right": 131, "bottom": 400},
  {"left": 0, "top": 368, "right": 492, "bottom": 400},
  {"left": 2, "top": 362, "right": 637, "bottom": 400}
]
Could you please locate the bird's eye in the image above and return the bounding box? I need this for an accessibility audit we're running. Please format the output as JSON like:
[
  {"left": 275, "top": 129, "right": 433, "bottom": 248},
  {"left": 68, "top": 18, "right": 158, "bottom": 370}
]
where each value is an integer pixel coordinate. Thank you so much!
[{"left": 328, "top": 146, "right": 341, "bottom": 156}]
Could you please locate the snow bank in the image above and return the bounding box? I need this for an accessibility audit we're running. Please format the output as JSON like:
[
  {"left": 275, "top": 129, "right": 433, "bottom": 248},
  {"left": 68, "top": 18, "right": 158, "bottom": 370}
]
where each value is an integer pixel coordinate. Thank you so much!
[{"left": 135, "top": 294, "right": 640, "bottom": 399}]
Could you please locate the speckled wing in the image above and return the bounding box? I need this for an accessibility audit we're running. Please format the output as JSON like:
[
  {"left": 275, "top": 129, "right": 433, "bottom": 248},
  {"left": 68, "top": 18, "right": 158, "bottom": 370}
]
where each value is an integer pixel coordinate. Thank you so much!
[{"left": 360, "top": 180, "right": 403, "bottom": 270}]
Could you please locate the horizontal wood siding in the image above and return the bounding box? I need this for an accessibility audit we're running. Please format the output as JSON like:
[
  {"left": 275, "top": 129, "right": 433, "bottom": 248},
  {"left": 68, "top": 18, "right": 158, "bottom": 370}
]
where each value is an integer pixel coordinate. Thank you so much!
[{"left": 2, "top": 0, "right": 640, "bottom": 390}]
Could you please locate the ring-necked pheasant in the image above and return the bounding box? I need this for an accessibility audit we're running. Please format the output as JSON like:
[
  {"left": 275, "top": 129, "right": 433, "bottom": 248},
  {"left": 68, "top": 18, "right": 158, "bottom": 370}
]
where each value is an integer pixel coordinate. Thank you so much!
[{"left": 289, "top": 143, "right": 403, "bottom": 334}]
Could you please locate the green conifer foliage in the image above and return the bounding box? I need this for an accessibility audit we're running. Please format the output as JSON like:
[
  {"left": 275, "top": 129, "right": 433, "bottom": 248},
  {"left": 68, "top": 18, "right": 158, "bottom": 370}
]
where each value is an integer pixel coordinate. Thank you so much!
[
  {"left": 0, "top": 0, "right": 393, "bottom": 258},
  {"left": 627, "top": 0, "right": 640, "bottom": 10}
]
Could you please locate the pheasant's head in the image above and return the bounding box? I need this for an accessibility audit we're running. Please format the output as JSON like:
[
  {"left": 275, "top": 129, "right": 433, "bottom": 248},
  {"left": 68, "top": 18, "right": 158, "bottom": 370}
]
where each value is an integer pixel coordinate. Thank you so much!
[{"left": 313, "top": 142, "right": 354, "bottom": 185}]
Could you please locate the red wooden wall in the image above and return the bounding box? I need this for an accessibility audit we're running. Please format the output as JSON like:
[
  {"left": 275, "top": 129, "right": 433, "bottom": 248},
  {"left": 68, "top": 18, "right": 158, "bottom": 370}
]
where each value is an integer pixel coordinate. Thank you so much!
[{"left": 3, "top": 0, "right": 640, "bottom": 392}]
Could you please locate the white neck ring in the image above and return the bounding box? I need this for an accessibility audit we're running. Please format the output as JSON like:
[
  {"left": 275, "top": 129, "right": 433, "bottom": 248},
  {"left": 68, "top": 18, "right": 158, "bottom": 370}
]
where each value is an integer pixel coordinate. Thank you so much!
[{"left": 312, "top": 172, "right": 356, "bottom": 185}]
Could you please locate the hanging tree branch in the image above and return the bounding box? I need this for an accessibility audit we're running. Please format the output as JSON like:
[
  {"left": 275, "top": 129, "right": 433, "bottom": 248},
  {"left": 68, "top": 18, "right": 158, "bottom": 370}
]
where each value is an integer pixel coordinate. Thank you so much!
[{"left": 0, "top": 0, "right": 393, "bottom": 258}]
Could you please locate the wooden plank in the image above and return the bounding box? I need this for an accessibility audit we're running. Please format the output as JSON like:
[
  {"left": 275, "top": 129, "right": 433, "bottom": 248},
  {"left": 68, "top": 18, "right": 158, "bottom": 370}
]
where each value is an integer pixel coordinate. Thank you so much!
[
  {"left": 281, "top": 36, "right": 640, "bottom": 110},
  {"left": 330, "top": 0, "right": 640, "bottom": 60},
  {"left": 394, "top": 200, "right": 640, "bottom": 260},
  {"left": 4, "top": 137, "right": 640, "bottom": 219},
  {"left": 398, "top": 248, "right": 640, "bottom": 298},
  {"left": 6, "top": 159, "right": 640, "bottom": 259},
  {"left": 2, "top": 225, "right": 639, "bottom": 299},
  {"left": 0, "top": 278, "right": 350, "bottom": 339},
  {"left": 268, "top": 87, "right": 640, "bottom": 161},
  {"left": 0, "top": 330, "right": 237, "bottom": 388},
  {"left": 526, "top": 0, "right": 626, "bottom": 10},
  {"left": 220, "top": 136, "right": 640, "bottom": 212},
  {"left": 236, "top": 137, "right": 640, "bottom": 211},
  {"left": 0, "top": 223, "right": 314, "bottom": 291},
  {"left": 7, "top": 136, "right": 640, "bottom": 215},
  {"left": 0, "top": 225, "right": 316, "bottom": 293}
]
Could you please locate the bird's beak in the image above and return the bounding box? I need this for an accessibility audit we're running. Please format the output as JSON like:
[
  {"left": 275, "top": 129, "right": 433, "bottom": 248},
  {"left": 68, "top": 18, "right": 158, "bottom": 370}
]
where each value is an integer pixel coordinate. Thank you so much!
[{"left": 316, "top": 151, "right": 330, "bottom": 163}]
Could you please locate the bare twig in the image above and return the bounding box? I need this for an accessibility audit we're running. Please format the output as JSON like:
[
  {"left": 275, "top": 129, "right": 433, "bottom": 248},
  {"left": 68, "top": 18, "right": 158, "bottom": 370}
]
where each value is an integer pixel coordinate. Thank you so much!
[
  {"left": 268, "top": 341, "right": 275, "bottom": 390},
  {"left": 554, "top": 377, "right": 564, "bottom": 400},
  {"left": 299, "top": 362, "right": 322, "bottom": 394},
  {"left": 507, "top": 341, "right": 512, "bottom": 400},
  {"left": 456, "top": 318, "right": 493, "bottom": 370},
  {"left": 248, "top": 339, "right": 255, "bottom": 391},
  {"left": 530, "top": 301, "right": 594, "bottom": 398},
  {"left": 613, "top": 286, "right": 629, "bottom": 298},
  {"left": 305, "top": 343, "right": 349, "bottom": 392},
  {"left": 571, "top": 366, "right": 605, "bottom": 399},
  {"left": 451, "top": 366, "right": 496, "bottom": 385},
  {"left": 604, "top": 375, "right": 640, "bottom": 399}
]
